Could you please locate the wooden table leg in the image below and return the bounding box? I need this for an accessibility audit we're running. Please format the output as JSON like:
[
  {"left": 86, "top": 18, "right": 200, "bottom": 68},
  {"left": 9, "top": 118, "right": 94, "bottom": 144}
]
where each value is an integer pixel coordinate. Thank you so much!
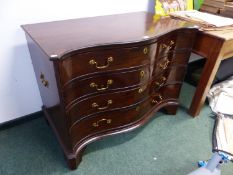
[{"left": 188, "top": 41, "right": 225, "bottom": 117}]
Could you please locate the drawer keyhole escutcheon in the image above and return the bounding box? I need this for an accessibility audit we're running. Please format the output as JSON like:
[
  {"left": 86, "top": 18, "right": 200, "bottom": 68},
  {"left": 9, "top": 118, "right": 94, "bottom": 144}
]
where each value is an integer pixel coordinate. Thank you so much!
[
  {"left": 40, "top": 73, "right": 49, "bottom": 88},
  {"left": 89, "top": 57, "right": 113, "bottom": 69},
  {"left": 92, "top": 118, "right": 112, "bottom": 127},
  {"left": 143, "top": 47, "right": 148, "bottom": 54},
  {"left": 140, "top": 70, "right": 145, "bottom": 78},
  {"left": 90, "top": 79, "right": 113, "bottom": 91},
  {"left": 92, "top": 100, "right": 113, "bottom": 110},
  {"left": 151, "top": 94, "right": 163, "bottom": 104}
]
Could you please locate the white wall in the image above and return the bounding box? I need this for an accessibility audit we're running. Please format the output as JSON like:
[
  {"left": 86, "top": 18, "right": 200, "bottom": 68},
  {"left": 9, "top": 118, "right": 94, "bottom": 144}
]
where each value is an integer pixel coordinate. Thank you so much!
[{"left": 0, "top": 0, "right": 150, "bottom": 123}]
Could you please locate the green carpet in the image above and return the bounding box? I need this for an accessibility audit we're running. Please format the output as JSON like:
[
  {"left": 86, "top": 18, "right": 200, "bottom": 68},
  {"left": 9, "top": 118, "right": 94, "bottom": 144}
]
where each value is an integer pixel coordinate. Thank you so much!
[{"left": 0, "top": 83, "right": 232, "bottom": 175}]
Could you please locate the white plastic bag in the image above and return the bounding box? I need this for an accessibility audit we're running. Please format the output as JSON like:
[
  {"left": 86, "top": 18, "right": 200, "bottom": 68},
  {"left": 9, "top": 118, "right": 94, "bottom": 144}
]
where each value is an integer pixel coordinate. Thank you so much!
[{"left": 207, "top": 76, "right": 233, "bottom": 115}]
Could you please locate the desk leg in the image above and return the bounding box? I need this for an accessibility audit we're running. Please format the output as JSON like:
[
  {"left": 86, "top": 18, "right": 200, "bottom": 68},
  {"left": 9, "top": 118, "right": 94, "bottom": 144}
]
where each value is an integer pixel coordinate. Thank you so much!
[{"left": 188, "top": 42, "right": 224, "bottom": 117}]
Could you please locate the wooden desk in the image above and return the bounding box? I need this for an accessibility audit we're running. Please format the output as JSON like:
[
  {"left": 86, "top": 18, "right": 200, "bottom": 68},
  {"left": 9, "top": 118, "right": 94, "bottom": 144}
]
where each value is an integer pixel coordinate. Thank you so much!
[{"left": 189, "top": 29, "right": 233, "bottom": 117}]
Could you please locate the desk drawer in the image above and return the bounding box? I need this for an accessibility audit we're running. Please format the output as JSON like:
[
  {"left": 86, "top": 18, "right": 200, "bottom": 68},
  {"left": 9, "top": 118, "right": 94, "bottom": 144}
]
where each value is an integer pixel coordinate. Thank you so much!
[
  {"left": 62, "top": 66, "right": 150, "bottom": 107},
  {"left": 66, "top": 85, "right": 150, "bottom": 125},
  {"left": 59, "top": 46, "right": 151, "bottom": 85}
]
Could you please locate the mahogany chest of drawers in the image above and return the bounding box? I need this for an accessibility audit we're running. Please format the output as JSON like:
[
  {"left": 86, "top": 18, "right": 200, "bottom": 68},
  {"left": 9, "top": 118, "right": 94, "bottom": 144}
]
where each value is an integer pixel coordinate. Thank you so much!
[{"left": 22, "top": 12, "right": 197, "bottom": 169}]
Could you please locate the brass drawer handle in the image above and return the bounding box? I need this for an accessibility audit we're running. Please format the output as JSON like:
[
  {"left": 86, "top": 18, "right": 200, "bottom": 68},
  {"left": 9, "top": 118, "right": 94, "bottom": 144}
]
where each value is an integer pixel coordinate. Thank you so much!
[
  {"left": 89, "top": 57, "right": 113, "bottom": 69},
  {"left": 90, "top": 79, "right": 113, "bottom": 91},
  {"left": 158, "top": 59, "right": 170, "bottom": 70},
  {"left": 169, "top": 40, "right": 175, "bottom": 45},
  {"left": 155, "top": 76, "right": 167, "bottom": 88},
  {"left": 92, "top": 100, "right": 113, "bottom": 110},
  {"left": 40, "top": 73, "right": 49, "bottom": 87},
  {"left": 138, "top": 88, "right": 143, "bottom": 94},
  {"left": 151, "top": 94, "right": 163, "bottom": 104},
  {"left": 161, "top": 40, "right": 175, "bottom": 49},
  {"left": 92, "top": 118, "right": 112, "bottom": 127}
]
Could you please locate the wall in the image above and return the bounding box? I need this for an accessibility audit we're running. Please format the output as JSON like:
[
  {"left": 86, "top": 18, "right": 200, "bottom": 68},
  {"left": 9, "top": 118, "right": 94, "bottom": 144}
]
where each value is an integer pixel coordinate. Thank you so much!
[{"left": 0, "top": 0, "right": 150, "bottom": 123}]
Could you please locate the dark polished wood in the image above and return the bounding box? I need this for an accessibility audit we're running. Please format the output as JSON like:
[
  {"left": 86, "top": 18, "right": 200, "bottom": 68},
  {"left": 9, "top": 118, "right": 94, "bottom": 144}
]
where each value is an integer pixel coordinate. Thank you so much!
[
  {"left": 62, "top": 65, "right": 150, "bottom": 107},
  {"left": 22, "top": 12, "right": 196, "bottom": 58},
  {"left": 22, "top": 12, "right": 197, "bottom": 169},
  {"left": 67, "top": 85, "right": 151, "bottom": 126},
  {"left": 59, "top": 46, "right": 151, "bottom": 85}
]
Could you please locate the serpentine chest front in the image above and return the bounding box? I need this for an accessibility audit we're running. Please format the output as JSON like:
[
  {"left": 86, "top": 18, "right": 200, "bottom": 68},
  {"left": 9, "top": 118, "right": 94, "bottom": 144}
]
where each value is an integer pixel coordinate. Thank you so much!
[{"left": 22, "top": 12, "right": 197, "bottom": 169}]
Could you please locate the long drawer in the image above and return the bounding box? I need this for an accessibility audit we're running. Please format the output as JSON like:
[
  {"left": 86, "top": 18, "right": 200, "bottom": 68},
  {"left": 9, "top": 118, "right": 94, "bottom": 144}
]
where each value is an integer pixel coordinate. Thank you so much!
[
  {"left": 70, "top": 98, "right": 153, "bottom": 148},
  {"left": 59, "top": 45, "right": 152, "bottom": 85},
  {"left": 66, "top": 66, "right": 185, "bottom": 125},
  {"left": 69, "top": 83, "right": 182, "bottom": 148},
  {"left": 66, "top": 84, "right": 151, "bottom": 126},
  {"left": 62, "top": 65, "right": 150, "bottom": 107}
]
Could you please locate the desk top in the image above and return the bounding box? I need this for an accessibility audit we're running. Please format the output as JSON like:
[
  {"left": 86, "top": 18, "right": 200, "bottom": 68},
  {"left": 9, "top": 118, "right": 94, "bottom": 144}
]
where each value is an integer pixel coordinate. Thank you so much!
[
  {"left": 22, "top": 12, "right": 195, "bottom": 58},
  {"left": 203, "top": 27, "right": 233, "bottom": 41}
]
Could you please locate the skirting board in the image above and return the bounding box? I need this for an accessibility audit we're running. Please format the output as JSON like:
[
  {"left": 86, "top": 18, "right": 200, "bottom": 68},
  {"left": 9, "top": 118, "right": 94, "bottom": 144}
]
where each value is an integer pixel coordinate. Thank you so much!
[{"left": 0, "top": 111, "right": 43, "bottom": 131}]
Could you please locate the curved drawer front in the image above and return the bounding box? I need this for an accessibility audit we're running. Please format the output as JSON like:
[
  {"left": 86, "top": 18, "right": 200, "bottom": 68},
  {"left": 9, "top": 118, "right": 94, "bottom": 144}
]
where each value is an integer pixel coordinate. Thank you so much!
[
  {"left": 169, "top": 51, "right": 191, "bottom": 65},
  {"left": 154, "top": 56, "right": 173, "bottom": 75},
  {"left": 59, "top": 46, "right": 151, "bottom": 85},
  {"left": 151, "top": 84, "right": 182, "bottom": 105},
  {"left": 156, "top": 51, "right": 191, "bottom": 67},
  {"left": 153, "top": 51, "right": 190, "bottom": 76},
  {"left": 156, "top": 30, "right": 195, "bottom": 60},
  {"left": 157, "top": 35, "right": 177, "bottom": 58},
  {"left": 153, "top": 66, "right": 186, "bottom": 90},
  {"left": 62, "top": 66, "right": 150, "bottom": 106},
  {"left": 67, "top": 84, "right": 151, "bottom": 125},
  {"left": 70, "top": 98, "right": 153, "bottom": 147},
  {"left": 176, "top": 31, "right": 196, "bottom": 49}
]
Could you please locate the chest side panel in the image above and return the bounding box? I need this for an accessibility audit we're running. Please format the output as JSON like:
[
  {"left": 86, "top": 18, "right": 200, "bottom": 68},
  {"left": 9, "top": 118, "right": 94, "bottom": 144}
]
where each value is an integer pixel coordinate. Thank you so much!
[{"left": 26, "top": 34, "right": 60, "bottom": 107}]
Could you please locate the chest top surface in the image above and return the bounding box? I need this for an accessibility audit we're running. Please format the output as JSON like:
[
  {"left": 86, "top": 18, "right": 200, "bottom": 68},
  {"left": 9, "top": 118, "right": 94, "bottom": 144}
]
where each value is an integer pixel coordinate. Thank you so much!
[{"left": 22, "top": 12, "right": 196, "bottom": 58}]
